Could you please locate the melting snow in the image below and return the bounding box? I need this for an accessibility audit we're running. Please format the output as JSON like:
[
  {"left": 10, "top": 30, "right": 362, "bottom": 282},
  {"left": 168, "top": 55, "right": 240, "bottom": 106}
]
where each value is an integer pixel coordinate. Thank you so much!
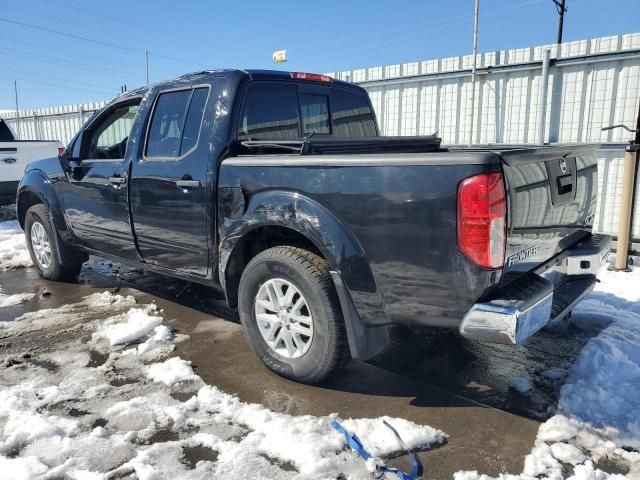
[
  {"left": 457, "top": 260, "right": 640, "bottom": 479},
  {"left": 0, "top": 291, "right": 446, "bottom": 479},
  {"left": 0, "top": 220, "right": 32, "bottom": 270},
  {"left": 0, "top": 288, "right": 34, "bottom": 308}
]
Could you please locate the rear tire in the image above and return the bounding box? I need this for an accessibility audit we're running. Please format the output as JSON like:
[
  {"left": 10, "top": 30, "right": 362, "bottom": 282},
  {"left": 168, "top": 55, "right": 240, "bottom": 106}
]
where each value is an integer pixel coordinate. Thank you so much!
[
  {"left": 238, "top": 246, "right": 350, "bottom": 384},
  {"left": 24, "top": 204, "right": 86, "bottom": 281}
]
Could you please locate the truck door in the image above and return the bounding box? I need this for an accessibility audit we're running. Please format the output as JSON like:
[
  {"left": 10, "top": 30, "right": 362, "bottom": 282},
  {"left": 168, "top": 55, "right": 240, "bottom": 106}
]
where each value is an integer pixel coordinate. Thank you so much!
[
  {"left": 129, "top": 85, "right": 211, "bottom": 277},
  {"left": 62, "top": 98, "right": 141, "bottom": 259}
]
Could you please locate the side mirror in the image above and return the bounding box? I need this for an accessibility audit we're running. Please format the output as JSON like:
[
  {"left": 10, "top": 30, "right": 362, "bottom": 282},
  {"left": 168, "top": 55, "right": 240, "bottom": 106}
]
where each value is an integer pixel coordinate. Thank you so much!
[{"left": 60, "top": 131, "right": 84, "bottom": 175}]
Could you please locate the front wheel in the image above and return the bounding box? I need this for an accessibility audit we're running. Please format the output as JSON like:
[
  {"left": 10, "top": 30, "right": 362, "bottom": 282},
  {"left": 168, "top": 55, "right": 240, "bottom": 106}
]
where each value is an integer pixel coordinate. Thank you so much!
[
  {"left": 24, "top": 204, "right": 86, "bottom": 281},
  {"left": 238, "top": 246, "right": 350, "bottom": 384}
]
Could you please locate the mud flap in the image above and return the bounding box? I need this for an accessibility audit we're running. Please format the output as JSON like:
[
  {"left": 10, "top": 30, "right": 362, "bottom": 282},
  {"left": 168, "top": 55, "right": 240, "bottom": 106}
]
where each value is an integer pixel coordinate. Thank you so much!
[{"left": 330, "top": 271, "right": 389, "bottom": 361}]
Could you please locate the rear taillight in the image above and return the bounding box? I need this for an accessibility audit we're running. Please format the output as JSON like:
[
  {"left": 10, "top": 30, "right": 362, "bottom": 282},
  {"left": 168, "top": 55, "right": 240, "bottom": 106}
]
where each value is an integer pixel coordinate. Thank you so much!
[{"left": 457, "top": 171, "right": 506, "bottom": 269}]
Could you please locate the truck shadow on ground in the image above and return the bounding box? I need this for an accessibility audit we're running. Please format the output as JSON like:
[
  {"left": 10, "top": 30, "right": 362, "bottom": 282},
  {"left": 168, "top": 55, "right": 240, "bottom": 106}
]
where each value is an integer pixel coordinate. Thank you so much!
[{"left": 79, "top": 257, "right": 609, "bottom": 422}]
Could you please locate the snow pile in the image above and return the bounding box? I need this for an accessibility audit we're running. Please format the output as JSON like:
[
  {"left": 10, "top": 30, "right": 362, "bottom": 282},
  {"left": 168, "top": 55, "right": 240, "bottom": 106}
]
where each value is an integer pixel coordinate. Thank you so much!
[
  {"left": 0, "top": 291, "right": 136, "bottom": 331},
  {"left": 457, "top": 262, "right": 640, "bottom": 479},
  {"left": 0, "top": 291, "right": 446, "bottom": 479},
  {"left": 0, "top": 287, "right": 34, "bottom": 308},
  {"left": 148, "top": 357, "right": 199, "bottom": 386},
  {"left": 0, "top": 220, "right": 32, "bottom": 270},
  {"left": 96, "top": 305, "right": 163, "bottom": 346}
]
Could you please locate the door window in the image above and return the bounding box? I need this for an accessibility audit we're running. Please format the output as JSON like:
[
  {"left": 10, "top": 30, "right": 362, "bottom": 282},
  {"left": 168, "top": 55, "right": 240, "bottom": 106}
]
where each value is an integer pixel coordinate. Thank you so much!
[
  {"left": 179, "top": 88, "right": 209, "bottom": 155},
  {"left": 238, "top": 83, "right": 300, "bottom": 140},
  {"left": 145, "top": 87, "right": 209, "bottom": 159},
  {"left": 300, "top": 93, "right": 330, "bottom": 135},
  {"left": 86, "top": 103, "right": 139, "bottom": 160}
]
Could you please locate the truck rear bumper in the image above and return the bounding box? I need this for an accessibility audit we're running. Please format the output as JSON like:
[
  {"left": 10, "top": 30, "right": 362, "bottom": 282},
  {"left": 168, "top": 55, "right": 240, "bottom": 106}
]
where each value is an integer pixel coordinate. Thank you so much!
[{"left": 460, "top": 234, "right": 611, "bottom": 344}]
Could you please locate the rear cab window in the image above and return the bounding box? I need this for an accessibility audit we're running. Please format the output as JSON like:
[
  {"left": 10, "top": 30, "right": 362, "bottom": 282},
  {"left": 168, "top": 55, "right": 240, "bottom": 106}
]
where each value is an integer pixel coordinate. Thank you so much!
[
  {"left": 330, "top": 87, "right": 377, "bottom": 138},
  {"left": 237, "top": 80, "right": 377, "bottom": 141},
  {"left": 300, "top": 93, "right": 330, "bottom": 135},
  {"left": 238, "top": 83, "right": 300, "bottom": 140}
]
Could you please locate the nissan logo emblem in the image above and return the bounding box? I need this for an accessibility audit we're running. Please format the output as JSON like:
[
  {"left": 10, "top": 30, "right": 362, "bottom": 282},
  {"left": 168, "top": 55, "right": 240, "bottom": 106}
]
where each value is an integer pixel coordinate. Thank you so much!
[{"left": 559, "top": 157, "right": 568, "bottom": 174}]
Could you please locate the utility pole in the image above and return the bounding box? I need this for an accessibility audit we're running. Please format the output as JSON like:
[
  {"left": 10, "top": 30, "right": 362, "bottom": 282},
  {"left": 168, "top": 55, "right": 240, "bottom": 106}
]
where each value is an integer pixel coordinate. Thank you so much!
[
  {"left": 145, "top": 49, "right": 149, "bottom": 85},
  {"left": 468, "top": 0, "right": 479, "bottom": 146},
  {"left": 603, "top": 100, "right": 640, "bottom": 271},
  {"left": 553, "top": 0, "right": 567, "bottom": 44},
  {"left": 13, "top": 80, "right": 20, "bottom": 140}
]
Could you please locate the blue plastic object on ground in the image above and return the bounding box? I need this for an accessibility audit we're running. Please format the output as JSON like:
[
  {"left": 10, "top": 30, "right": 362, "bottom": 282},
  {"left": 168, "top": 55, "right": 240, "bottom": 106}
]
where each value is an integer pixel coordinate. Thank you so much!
[{"left": 330, "top": 419, "right": 423, "bottom": 480}]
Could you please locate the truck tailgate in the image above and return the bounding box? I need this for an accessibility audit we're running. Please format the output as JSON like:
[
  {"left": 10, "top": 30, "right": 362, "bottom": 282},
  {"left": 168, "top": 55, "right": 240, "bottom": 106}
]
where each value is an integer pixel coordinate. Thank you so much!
[{"left": 498, "top": 145, "right": 599, "bottom": 278}]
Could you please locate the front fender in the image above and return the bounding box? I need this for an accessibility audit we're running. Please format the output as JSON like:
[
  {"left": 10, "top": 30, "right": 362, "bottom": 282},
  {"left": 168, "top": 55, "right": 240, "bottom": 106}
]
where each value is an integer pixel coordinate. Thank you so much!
[
  {"left": 219, "top": 189, "right": 386, "bottom": 327},
  {"left": 17, "top": 169, "right": 73, "bottom": 247}
]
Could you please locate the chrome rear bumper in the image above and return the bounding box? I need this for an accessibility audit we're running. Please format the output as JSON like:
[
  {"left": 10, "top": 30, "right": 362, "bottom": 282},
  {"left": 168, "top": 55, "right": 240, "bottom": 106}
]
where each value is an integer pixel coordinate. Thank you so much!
[{"left": 460, "top": 234, "right": 611, "bottom": 344}]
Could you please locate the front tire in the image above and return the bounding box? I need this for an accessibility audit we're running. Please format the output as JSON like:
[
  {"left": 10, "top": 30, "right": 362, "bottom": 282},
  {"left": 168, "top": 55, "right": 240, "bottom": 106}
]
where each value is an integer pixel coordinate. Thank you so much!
[
  {"left": 24, "top": 204, "right": 86, "bottom": 281},
  {"left": 238, "top": 246, "right": 350, "bottom": 384}
]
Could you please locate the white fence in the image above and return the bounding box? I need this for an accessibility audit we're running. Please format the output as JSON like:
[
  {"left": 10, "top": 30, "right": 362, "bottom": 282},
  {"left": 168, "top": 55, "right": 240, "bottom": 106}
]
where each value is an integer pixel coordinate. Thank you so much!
[{"left": 2, "top": 33, "right": 640, "bottom": 243}]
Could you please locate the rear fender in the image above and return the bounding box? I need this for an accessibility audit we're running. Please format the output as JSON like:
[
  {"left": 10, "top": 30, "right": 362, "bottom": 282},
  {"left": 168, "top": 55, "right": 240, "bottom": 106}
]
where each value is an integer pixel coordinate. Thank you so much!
[{"left": 219, "top": 189, "right": 389, "bottom": 360}]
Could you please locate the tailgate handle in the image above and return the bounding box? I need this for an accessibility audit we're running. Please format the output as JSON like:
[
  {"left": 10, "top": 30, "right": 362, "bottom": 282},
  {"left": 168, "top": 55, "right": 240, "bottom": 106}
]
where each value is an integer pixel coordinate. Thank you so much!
[{"left": 557, "top": 174, "right": 573, "bottom": 195}]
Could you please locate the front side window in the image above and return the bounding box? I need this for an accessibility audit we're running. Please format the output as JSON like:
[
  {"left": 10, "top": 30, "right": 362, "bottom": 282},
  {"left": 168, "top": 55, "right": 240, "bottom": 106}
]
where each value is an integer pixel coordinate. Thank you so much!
[
  {"left": 331, "top": 88, "right": 377, "bottom": 138},
  {"left": 86, "top": 103, "right": 139, "bottom": 160},
  {"left": 146, "top": 87, "right": 209, "bottom": 158},
  {"left": 238, "top": 83, "right": 300, "bottom": 140},
  {"left": 300, "top": 93, "right": 330, "bottom": 135}
]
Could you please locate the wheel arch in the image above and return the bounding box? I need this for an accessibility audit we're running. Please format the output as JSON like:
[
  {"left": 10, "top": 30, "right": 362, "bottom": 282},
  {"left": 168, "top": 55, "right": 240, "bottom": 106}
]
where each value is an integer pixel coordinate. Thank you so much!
[
  {"left": 219, "top": 189, "right": 375, "bottom": 307},
  {"left": 219, "top": 189, "right": 389, "bottom": 360},
  {"left": 17, "top": 170, "right": 77, "bottom": 260}
]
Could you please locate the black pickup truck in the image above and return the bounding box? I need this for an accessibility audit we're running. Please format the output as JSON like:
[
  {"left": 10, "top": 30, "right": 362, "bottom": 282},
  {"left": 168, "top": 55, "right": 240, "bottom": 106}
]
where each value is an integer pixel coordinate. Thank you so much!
[{"left": 16, "top": 70, "right": 610, "bottom": 383}]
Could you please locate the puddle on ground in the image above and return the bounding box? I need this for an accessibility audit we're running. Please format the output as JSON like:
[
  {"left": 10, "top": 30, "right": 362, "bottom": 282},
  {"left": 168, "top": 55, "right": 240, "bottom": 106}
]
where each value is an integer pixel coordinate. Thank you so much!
[
  {"left": 259, "top": 453, "right": 297, "bottom": 472},
  {"left": 181, "top": 445, "right": 219, "bottom": 469},
  {"left": 87, "top": 350, "right": 109, "bottom": 368}
]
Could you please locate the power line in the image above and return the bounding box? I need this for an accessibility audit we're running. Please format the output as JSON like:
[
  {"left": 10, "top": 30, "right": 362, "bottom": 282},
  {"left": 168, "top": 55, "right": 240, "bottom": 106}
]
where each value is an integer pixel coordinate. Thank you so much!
[
  {"left": 299, "top": 0, "right": 544, "bottom": 51},
  {"left": 0, "top": 47, "right": 133, "bottom": 78},
  {"left": 0, "top": 16, "right": 208, "bottom": 68},
  {"left": 0, "top": 17, "right": 138, "bottom": 53},
  {"left": 1, "top": 66, "right": 118, "bottom": 94},
  {"left": 42, "top": 0, "right": 167, "bottom": 34},
  {"left": 0, "top": 74, "right": 113, "bottom": 97}
]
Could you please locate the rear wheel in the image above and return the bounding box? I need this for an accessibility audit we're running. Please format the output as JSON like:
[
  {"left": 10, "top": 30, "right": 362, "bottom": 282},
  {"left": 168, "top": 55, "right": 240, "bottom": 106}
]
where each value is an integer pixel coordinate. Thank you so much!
[
  {"left": 24, "top": 204, "right": 86, "bottom": 281},
  {"left": 238, "top": 246, "right": 350, "bottom": 384}
]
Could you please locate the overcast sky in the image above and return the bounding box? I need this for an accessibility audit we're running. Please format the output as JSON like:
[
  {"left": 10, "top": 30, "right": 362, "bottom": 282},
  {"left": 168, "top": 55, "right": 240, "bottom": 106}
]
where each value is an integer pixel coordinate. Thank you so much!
[{"left": 1, "top": 0, "right": 638, "bottom": 109}]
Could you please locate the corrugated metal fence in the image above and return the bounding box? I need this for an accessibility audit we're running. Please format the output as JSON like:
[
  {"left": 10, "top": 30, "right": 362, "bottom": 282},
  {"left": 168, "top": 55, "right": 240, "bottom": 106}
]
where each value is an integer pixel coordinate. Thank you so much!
[{"left": 2, "top": 33, "right": 640, "bottom": 243}]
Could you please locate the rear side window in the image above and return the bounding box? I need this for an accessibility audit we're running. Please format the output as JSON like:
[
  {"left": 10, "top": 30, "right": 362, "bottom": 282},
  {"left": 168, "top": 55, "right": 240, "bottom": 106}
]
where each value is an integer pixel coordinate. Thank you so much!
[
  {"left": 179, "top": 88, "right": 208, "bottom": 155},
  {"left": 300, "top": 94, "right": 330, "bottom": 135},
  {"left": 331, "top": 88, "right": 377, "bottom": 138},
  {"left": 146, "top": 87, "right": 208, "bottom": 159},
  {"left": 238, "top": 83, "right": 300, "bottom": 140}
]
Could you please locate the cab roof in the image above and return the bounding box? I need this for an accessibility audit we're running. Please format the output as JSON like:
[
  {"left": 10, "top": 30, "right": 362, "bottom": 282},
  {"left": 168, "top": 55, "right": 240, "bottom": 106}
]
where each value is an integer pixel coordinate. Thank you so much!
[{"left": 112, "top": 69, "right": 360, "bottom": 104}]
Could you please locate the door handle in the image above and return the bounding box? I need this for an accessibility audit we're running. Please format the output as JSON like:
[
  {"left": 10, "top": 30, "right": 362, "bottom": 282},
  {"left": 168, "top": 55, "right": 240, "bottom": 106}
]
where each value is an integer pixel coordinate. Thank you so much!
[
  {"left": 2, "top": 157, "right": 17, "bottom": 164},
  {"left": 175, "top": 179, "right": 201, "bottom": 188},
  {"left": 108, "top": 176, "right": 126, "bottom": 185}
]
